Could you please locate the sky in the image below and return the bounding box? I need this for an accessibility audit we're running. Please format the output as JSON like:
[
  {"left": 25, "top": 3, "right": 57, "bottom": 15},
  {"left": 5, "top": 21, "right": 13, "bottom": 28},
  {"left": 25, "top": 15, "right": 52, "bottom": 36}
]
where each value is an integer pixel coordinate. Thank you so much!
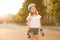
[{"left": 0, "top": 0, "right": 24, "bottom": 17}]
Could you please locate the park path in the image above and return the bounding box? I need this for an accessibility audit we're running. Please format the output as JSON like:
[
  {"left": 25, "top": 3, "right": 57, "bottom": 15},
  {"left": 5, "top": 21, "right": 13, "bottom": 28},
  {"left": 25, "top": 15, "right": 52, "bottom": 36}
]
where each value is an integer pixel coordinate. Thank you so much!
[{"left": 0, "top": 24, "right": 60, "bottom": 40}]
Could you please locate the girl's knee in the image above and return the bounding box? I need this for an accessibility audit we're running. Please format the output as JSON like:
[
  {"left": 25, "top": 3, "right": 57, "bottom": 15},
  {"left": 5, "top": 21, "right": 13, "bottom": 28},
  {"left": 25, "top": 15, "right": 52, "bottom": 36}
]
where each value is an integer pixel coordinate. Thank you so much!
[
  {"left": 34, "top": 35, "right": 39, "bottom": 40},
  {"left": 30, "top": 35, "right": 35, "bottom": 40}
]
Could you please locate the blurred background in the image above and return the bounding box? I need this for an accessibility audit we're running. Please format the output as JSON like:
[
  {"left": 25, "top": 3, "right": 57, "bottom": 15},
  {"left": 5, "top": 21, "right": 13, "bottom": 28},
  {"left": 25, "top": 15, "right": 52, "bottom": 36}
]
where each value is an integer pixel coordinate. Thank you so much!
[
  {"left": 0, "top": 0, "right": 60, "bottom": 40},
  {"left": 0, "top": 0, "right": 60, "bottom": 26},
  {"left": 0, "top": 0, "right": 60, "bottom": 27}
]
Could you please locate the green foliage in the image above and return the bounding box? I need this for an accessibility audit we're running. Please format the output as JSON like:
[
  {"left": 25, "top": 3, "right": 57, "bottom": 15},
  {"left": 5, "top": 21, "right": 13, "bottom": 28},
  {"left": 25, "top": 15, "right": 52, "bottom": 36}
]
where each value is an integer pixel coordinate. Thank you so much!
[
  {"left": 47, "top": 0, "right": 60, "bottom": 15},
  {"left": 46, "top": 0, "right": 60, "bottom": 25}
]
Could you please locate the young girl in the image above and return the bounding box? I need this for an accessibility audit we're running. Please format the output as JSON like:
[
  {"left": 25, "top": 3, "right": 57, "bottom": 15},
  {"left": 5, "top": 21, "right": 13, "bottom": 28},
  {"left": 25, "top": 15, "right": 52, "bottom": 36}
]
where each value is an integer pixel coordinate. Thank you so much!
[{"left": 26, "top": 3, "right": 44, "bottom": 40}]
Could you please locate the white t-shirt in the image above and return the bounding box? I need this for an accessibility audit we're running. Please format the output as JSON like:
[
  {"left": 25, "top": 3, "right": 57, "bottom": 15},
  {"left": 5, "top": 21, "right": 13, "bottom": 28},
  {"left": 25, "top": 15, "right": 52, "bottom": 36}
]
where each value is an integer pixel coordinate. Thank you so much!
[{"left": 26, "top": 15, "right": 41, "bottom": 28}]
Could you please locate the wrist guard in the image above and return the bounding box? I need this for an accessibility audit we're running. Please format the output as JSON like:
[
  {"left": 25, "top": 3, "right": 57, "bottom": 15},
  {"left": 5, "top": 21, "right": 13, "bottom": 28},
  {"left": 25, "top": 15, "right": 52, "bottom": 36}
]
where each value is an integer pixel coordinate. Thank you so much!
[{"left": 40, "top": 29, "right": 42, "bottom": 31}]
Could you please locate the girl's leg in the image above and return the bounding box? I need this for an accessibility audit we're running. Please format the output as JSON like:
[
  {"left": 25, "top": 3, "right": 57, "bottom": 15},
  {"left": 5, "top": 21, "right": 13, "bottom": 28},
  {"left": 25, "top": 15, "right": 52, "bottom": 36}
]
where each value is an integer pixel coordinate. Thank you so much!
[
  {"left": 34, "top": 34, "right": 39, "bottom": 40},
  {"left": 28, "top": 38, "right": 31, "bottom": 40},
  {"left": 30, "top": 35, "right": 34, "bottom": 40}
]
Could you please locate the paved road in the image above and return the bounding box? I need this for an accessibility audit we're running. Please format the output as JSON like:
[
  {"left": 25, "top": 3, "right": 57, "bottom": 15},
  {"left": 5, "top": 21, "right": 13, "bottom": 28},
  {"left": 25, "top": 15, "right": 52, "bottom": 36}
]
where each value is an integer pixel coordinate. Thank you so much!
[{"left": 0, "top": 24, "right": 60, "bottom": 40}]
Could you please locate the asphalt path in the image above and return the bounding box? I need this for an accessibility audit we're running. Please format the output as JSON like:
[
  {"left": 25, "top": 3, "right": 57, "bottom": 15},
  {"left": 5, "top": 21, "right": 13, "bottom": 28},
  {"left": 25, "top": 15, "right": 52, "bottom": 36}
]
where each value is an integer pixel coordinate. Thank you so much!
[{"left": 0, "top": 24, "right": 60, "bottom": 40}]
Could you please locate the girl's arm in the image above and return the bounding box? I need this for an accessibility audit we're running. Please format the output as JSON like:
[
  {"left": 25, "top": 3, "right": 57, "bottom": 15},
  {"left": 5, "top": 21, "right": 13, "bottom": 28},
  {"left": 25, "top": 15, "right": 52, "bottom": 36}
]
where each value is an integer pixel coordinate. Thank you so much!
[
  {"left": 39, "top": 22, "right": 44, "bottom": 36},
  {"left": 39, "top": 15, "right": 44, "bottom": 36},
  {"left": 27, "top": 20, "right": 30, "bottom": 29},
  {"left": 26, "top": 16, "right": 30, "bottom": 31},
  {"left": 39, "top": 15, "right": 42, "bottom": 30}
]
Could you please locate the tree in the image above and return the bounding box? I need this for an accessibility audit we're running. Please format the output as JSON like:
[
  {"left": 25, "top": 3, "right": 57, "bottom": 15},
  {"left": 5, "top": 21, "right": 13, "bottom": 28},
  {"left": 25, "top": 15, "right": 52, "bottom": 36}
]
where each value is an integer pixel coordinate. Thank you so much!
[{"left": 45, "top": 0, "right": 60, "bottom": 26}]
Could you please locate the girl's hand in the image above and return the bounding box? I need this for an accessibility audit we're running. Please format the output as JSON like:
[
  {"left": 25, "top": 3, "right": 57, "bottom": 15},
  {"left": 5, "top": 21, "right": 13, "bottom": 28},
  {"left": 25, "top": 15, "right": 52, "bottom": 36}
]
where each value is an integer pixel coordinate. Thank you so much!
[
  {"left": 40, "top": 29, "right": 45, "bottom": 36},
  {"left": 41, "top": 32, "right": 45, "bottom": 36},
  {"left": 27, "top": 28, "right": 30, "bottom": 32}
]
